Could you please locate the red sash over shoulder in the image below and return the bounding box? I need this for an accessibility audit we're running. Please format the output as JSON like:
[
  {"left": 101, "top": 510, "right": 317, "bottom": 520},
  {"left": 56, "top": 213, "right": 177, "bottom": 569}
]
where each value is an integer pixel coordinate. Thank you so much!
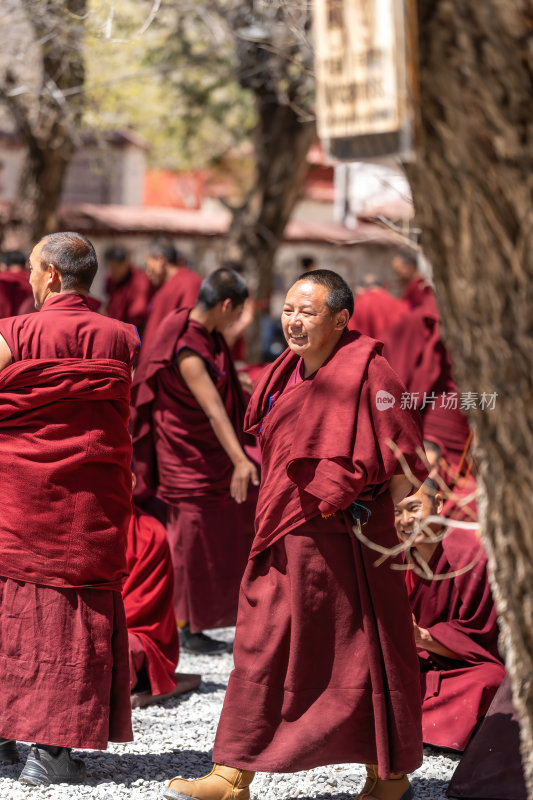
[
  {"left": 0, "top": 358, "right": 133, "bottom": 590},
  {"left": 245, "top": 330, "right": 428, "bottom": 556}
]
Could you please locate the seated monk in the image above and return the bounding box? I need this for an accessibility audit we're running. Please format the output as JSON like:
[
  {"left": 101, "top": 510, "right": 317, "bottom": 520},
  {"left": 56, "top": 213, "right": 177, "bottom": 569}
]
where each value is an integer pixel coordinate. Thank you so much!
[
  {"left": 124, "top": 501, "right": 201, "bottom": 708},
  {"left": 423, "top": 437, "right": 478, "bottom": 523},
  {"left": 395, "top": 479, "right": 505, "bottom": 751}
]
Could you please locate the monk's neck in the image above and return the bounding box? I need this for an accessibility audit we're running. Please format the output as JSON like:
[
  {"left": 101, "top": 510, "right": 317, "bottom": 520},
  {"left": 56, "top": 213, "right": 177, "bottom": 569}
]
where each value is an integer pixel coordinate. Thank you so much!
[
  {"left": 166, "top": 264, "right": 182, "bottom": 280},
  {"left": 412, "top": 536, "right": 441, "bottom": 567},
  {"left": 41, "top": 287, "right": 88, "bottom": 307},
  {"left": 189, "top": 306, "right": 214, "bottom": 333},
  {"left": 302, "top": 330, "right": 344, "bottom": 378}
]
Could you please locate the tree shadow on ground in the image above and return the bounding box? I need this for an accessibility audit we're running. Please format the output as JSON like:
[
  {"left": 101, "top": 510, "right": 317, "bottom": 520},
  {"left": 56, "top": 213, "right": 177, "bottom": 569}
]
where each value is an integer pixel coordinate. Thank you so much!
[
  {"left": 284, "top": 776, "right": 451, "bottom": 800},
  {"left": 284, "top": 793, "right": 352, "bottom": 800},
  {"left": 82, "top": 748, "right": 213, "bottom": 786},
  {"left": 0, "top": 747, "right": 213, "bottom": 788},
  {"left": 153, "top": 680, "right": 226, "bottom": 709}
]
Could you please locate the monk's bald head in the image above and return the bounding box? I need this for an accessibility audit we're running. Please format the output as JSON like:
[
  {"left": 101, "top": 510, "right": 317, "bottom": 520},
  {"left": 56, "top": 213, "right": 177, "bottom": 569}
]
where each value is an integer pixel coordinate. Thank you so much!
[
  {"left": 37, "top": 232, "right": 98, "bottom": 291},
  {"left": 295, "top": 269, "right": 354, "bottom": 319}
]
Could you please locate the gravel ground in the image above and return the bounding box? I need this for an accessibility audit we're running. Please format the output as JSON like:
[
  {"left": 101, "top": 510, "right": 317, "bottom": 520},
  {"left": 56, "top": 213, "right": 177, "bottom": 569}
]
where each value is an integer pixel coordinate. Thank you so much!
[{"left": 0, "top": 627, "right": 461, "bottom": 800}]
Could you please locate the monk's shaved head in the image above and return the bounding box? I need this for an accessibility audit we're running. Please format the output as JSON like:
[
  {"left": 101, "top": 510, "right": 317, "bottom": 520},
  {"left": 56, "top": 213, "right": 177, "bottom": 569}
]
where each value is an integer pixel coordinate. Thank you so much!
[
  {"left": 296, "top": 269, "right": 354, "bottom": 318},
  {"left": 421, "top": 477, "right": 439, "bottom": 496},
  {"left": 38, "top": 232, "right": 98, "bottom": 291},
  {"left": 197, "top": 267, "right": 248, "bottom": 310}
]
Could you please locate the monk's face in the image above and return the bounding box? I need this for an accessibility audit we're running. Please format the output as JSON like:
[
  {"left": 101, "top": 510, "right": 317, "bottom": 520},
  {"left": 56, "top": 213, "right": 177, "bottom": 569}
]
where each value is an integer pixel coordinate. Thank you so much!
[
  {"left": 391, "top": 256, "right": 416, "bottom": 282},
  {"left": 395, "top": 485, "right": 442, "bottom": 545},
  {"left": 28, "top": 241, "right": 51, "bottom": 310},
  {"left": 217, "top": 301, "right": 244, "bottom": 332},
  {"left": 282, "top": 281, "right": 346, "bottom": 367},
  {"left": 146, "top": 254, "right": 166, "bottom": 287}
]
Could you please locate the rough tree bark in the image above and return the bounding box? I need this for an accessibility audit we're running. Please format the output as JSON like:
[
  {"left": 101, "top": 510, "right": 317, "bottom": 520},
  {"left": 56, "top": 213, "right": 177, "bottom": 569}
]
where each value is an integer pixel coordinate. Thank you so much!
[
  {"left": 223, "top": 98, "right": 316, "bottom": 354},
  {"left": 221, "top": 2, "right": 316, "bottom": 361},
  {"left": 407, "top": 1, "right": 533, "bottom": 792},
  {"left": 1, "top": 0, "right": 86, "bottom": 247}
]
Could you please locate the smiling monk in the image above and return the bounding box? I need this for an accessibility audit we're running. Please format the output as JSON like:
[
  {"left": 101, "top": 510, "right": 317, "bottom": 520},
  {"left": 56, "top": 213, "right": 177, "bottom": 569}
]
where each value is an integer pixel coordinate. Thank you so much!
[{"left": 163, "top": 270, "right": 428, "bottom": 800}]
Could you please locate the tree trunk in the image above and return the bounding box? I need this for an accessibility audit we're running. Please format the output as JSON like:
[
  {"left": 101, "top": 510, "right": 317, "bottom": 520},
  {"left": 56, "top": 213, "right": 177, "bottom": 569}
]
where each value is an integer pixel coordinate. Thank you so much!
[
  {"left": 407, "top": 1, "right": 533, "bottom": 793},
  {"left": 14, "top": 131, "right": 76, "bottom": 247},
  {"left": 3, "top": 0, "right": 86, "bottom": 248},
  {"left": 224, "top": 97, "right": 316, "bottom": 361}
]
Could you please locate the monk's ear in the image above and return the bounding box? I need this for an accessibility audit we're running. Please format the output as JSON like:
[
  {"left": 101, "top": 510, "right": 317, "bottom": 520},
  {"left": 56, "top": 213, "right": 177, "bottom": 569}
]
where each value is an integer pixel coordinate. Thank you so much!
[
  {"left": 47, "top": 263, "right": 61, "bottom": 290},
  {"left": 335, "top": 309, "right": 350, "bottom": 329},
  {"left": 221, "top": 298, "right": 232, "bottom": 314},
  {"left": 434, "top": 492, "right": 444, "bottom": 515}
]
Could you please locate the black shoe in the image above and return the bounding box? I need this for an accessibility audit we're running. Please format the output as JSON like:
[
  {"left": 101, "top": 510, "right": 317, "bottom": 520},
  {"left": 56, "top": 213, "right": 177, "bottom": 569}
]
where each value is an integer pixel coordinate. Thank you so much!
[
  {"left": 0, "top": 738, "right": 19, "bottom": 763},
  {"left": 179, "top": 624, "right": 228, "bottom": 655},
  {"left": 18, "top": 745, "right": 87, "bottom": 786}
]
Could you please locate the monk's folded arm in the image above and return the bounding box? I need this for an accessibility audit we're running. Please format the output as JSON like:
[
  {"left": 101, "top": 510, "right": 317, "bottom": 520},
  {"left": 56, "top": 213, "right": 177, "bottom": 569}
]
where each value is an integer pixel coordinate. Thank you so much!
[
  {"left": 415, "top": 623, "right": 462, "bottom": 661},
  {"left": 177, "top": 350, "right": 257, "bottom": 502},
  {"left": 0, "top": 333, "right": 12, "bottom": 372}
]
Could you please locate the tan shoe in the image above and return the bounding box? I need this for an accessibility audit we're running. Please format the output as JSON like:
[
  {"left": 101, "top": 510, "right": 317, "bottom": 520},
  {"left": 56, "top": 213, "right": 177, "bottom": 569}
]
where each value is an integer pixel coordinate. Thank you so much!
[
  {"left": 356, "top": 764, "right": 413, "bottom": 800},
  {"left": 162, "top": 764, "right": 255, "bottom": 800}
]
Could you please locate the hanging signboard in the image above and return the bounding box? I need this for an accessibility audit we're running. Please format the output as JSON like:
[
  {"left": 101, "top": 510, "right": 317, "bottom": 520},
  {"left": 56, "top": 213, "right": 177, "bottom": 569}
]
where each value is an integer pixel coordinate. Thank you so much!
[{"left": 313, "top": 0, "right": 417, "bottom": 160}]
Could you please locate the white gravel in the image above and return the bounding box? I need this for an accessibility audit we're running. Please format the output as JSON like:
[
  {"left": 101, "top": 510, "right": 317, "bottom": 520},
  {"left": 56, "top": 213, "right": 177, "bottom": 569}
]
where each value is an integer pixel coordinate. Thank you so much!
[{"left": 0, "top": 627, "right": 461, "bottom": 800}]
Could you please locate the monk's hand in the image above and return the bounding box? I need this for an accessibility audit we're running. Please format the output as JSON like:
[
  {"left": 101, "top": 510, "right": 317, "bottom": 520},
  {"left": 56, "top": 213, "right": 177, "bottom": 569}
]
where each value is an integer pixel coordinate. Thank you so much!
[
  {"left": 237, "top": 371, "right": 254, "bottom": 394},
  {"left": 412, "top": 616, "right": 431, "bottom": 649},
  {"left": 231, "top": 458, "right": 259, "bottom": 504}
]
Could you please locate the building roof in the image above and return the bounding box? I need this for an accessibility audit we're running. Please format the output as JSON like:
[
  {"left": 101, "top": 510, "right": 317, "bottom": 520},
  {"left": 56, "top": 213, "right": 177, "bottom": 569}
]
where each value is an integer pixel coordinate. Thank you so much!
[{"left": 59, "top": 202, "right": 400, "bottom": 245}]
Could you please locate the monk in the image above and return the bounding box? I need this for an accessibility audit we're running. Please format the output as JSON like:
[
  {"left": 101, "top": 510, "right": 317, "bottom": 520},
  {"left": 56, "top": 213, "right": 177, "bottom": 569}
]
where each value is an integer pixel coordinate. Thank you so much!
[
  {"left": 0, "top": 250, "right": 32, "bottom": 316},
  {"left": 348, "top": 274, "right": 408, "bottom": 339},
  {"left": 395, "top": 480, "right": 505, "bottom": 751},
  {"left": 104, "top": 244, "right": 153, "bottom": 332},
  {"left": 131, "top": 267, "right": 258, "bottom": 655},
  {"left": 391, "top": 249, "right": 437, "bottom": 314},
  {"left": 0, "top": 232, "right": 139, "bottom": 785},
  {"left": 143, "top": 236, "right": 201, "bottom": 344},
  {"left": 381, "top": 304, "right": 472, "bottom": 479},
  {"left": 124, "top": 502, "right": 201, "bottom": 707},
  {"left": 163, "top": 269, "right": 428, "bottom": 800}
]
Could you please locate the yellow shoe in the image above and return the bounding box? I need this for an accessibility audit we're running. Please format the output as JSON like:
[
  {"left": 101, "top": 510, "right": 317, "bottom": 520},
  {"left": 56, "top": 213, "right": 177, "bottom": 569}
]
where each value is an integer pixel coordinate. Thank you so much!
[
  {"left": 357, "top": 764, "right": 413, "bottom": 800},
  {"left": 163, "top": 764, "right": 255, "bottom": 800}
]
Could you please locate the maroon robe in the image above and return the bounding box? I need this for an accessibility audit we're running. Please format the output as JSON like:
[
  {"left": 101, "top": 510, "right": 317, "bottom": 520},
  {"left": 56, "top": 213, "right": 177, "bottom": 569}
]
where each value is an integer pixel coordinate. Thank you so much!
[
  {"left": 348, "top": 288, "right": 409, "bottom": 339},
  {"left": 446, "top": 675, "right": 526, "bottom": 800},
  {"left": 131, "top": 309, "right": 253, "bottom": 631},
  {"left": 406, "top": 529, "right": 505, "bottom": 751},
  {"left": 142, "top": 267, "right": 201, "bottom": 344},
  {"left": 403, "top": 274, "right": 438, "bottom": 314},
  {"left": 0, "top": 271, "right": 32, "bottom": 317},
  {"left": 382, "top": 308, "right": 472, "bottom": 472},
  {"left": 212, "top": 330, "right": 428, "bottom": 778},
  {"left": 106, "top": 265, "right": 154, "bottom": 332},
  {"left": 124, "top": 506, "right": 179, "bottom": 696},
  {"left": 0, "top": 293, "right": 139, "bottom": 748}
]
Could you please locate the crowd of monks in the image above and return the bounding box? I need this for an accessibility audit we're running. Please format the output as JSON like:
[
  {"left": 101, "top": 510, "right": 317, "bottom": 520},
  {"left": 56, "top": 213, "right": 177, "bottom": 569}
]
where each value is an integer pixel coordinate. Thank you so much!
[{"left": 0, "top": 236, "right": 524, "bottom": 799}]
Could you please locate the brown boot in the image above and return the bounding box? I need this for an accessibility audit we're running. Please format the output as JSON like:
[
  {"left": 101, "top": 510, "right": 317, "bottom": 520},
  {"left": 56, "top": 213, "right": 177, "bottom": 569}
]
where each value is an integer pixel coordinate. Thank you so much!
[
  {"left": 163, "top": 764, "right": 255, "bottom": 800},
  {"left": 357, "top": 764, "right": 413, "bottom": 800}
]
